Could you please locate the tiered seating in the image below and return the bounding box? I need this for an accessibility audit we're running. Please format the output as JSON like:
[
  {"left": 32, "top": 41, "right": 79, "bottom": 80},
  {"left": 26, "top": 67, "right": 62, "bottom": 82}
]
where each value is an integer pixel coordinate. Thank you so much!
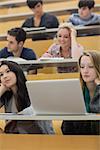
[
  {"left": 0, "top": 0, "right": 99, "bottom": 34},
  {"left": 0, "top": 35, "right": 100, "bottom": 59},
  {"left": 0, "top": 1, "right": 78, "bottom": 34},
  {"left": 0, "top": 0, "right": 100, "bottom": 134}
]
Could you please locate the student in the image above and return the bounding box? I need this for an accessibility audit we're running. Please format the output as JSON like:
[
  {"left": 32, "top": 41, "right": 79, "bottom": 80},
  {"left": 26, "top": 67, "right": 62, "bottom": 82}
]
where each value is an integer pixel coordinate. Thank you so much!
[
  {"left": 61, "top": 51, "right": 100, "bottom": 135},
  {"left": 0, "top": 60, "right": 54, "bottom": 134},
  {"left": 0, "top": 60, "right": 41, "bottom": 133},
  {"left": 0, "top": 27, "right": 37, "bottom": 74},
  {"left": 41, "top": 22, "right": 84, "bottom": 73},
  {"left": 22, "top": 0, "right": 59, "bottom": 40},
  {"left": 0, "top": 27, "right": 36, "bottom": 60},
  {"left": 68, "top": 0, "right": 100, "bottom": 26}
]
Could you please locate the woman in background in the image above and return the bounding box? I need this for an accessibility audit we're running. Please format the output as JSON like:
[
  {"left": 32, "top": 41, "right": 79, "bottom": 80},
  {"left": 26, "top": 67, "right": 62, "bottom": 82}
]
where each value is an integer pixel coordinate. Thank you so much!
[
  {"left": 41, "top": 23, "right": 84, "bottom": 73},
  {"left": 61, "top": 51, "right": 100, "bottom": 135}
]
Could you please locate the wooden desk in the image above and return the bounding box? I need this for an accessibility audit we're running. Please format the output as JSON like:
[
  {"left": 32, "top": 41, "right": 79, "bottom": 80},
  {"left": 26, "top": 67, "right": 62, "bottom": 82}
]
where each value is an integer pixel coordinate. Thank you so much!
[
  {"left": 0, "top": 113, "right": 100, "bottom": 120},
  {"left": 0, "top": 58, "right": 78, "bottom": 72},
  {"left": 25, "top": 26, "right": 100, "bottom": 38},
  {"left": 0, "top": 25, "right": 100, "bottom": 41},
  {"left": 0, "top": 4, "right": 99, "bottom": 22},
  {"left": 0, "top": 0, "right": 67, "bottom": 8},
  {"left": 26, "top": 73, "right": 79, "bottom": 80},
  {"left": 0, "top": 135, "right": 99, "bottom": 150}
]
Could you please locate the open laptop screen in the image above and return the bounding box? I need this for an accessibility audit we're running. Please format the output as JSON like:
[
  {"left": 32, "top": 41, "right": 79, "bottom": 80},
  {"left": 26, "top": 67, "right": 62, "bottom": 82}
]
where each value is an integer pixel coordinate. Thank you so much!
[{"left": 26, "top": 79, "right": 87, "bottom": 115}]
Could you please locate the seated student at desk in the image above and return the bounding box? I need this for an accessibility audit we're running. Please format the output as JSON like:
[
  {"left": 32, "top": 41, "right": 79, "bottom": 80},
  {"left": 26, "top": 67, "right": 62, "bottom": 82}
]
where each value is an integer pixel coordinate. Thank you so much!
[
  {"left": 0, "top": 27, "right": 37, "bottom": 74},
  {"left": 68, "top": 0, "right": 100, "bottom": 26},
  {"left": 0, "top": 61, "right": 54, "bottom": 134},
  {"left": 61, "top": 51, "right": 100, "bottom": 135},
  {"left": 22, "top": 0, "right": 59, "bottom": 40},
  {"left": 0, "top": 27, "right": 36, "bottom": 60},
  {"left": 41, "top": 23, "right": 84, "bottom": 73}
]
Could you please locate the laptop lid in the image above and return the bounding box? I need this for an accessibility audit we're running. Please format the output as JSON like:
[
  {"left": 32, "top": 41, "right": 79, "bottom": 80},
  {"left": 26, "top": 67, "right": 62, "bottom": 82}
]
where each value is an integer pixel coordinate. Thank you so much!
[{"left": 26, "top": 79, "right": 87, "bottom": 115}]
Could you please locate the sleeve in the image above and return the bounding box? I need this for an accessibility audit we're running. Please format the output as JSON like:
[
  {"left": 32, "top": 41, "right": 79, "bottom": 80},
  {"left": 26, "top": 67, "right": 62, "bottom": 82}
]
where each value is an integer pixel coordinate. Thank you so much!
[
  {"left": 90, "top": 85, "right": 100, "bottom": 113},
  {"left": 18, "top": 105, "right": 34, "bottom": 115},
  {"left": 22, "top": 20, "right": 28, "bottom": 28},
  {"left": 71, "top": 27, "right": 84, "bottom": 59},
  {"left": 41, "top": 44, "right": 58, "bottom": 58},
  {"left": 0, "top": 48, "right": 9, "bottom": 58},
  {"left": 29, "top": 50, "right": 37, "bottom": 60},
  {"left": 68, "top": 14, "right": 80, "bottom": 26},
  {"left": 21, "top": 18, "right": 33, "bottom": 28},
  {"left": 68, "top": 14, "right": 74, "bottom": 24},
  {"left": 45, "top": 14, "right": 59, "bottom": 28},
  {"left": 0, "top": 49, "right": 4, "bottom": 58},
  {"left": 25, "top": 48, "right": 37, "bottom": 60},
  {"left": 71, "top": 44, "right": 84, "bottom": 59},
  {"left": 50, "top": 16, "right": 59, "bottom": 28},
  {"left": 0, "top": 97, "right": 4, "bottom": 108}
]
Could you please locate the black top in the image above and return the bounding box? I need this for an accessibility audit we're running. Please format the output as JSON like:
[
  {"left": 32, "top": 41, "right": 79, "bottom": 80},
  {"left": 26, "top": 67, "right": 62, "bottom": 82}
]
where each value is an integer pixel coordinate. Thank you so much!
[
  {"left": 22, "top": 12, "right": 59, "bottom": 28},
  {"left": 22, "top": 13, "right": 59, "bottom": 40}
]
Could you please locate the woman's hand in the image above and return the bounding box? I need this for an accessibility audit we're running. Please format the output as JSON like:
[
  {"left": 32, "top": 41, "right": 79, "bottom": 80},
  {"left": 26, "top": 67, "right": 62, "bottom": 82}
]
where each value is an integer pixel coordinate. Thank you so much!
[
  {"left": 71, "top": 28, "right": 77, "bottom": 38},
  {"left": 95, "top": 78, "right": 100, "bottom": 85},
  {"left": 71, "top": 27, "right": 84, "bottom": 59},
  {"left": 40, "top": 52, "right": 52, "bottom": 58},
  {"left": 0, "top": 83, "right": 8, "bottom": 97}
]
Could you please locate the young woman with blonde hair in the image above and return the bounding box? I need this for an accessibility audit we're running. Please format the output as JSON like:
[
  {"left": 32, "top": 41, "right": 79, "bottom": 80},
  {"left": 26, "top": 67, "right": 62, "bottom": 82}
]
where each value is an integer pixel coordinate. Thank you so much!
[
  {"left": 42, "top": 23, "right": 83, "bottom": 58},
  {"left": 61, "top": 51, "right": 100, "bottom": 135},
  {"left": 41, "top": 23, "right": 84, "bottom": 73}
]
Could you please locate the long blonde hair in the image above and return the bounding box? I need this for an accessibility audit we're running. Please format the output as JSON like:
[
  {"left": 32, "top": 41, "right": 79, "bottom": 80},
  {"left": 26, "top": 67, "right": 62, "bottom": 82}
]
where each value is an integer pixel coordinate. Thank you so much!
[{"left": 54, "top": 22, "right": 83, "bottom": 59}]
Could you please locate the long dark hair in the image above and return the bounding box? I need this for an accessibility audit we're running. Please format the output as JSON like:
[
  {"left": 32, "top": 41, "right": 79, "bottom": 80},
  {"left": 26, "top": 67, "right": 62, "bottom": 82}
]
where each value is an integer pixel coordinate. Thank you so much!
[{"left": 0, "top": 61, "right": 31, "bottom": 112}]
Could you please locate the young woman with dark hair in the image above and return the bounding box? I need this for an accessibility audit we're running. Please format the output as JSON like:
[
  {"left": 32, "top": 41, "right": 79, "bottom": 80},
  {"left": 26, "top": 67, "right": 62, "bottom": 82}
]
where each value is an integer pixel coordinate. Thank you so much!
[{"left": 0, "top": 61, "right": 54, "bottom": 134}]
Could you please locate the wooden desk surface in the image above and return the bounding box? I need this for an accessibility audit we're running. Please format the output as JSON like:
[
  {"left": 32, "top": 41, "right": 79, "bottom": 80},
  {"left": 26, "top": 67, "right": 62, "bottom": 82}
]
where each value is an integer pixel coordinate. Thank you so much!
[
  {"left": 0, "top": 58, "right": 78, "bottom": 72},
  {"left": 0, "top": 135, "right": 99, "bottom": 150},
  {"left": 0, "top": 113, "right": 100, "bottom": 120},
  {"left": 0, "top": 0, "right": 67, "bottom": 8},
  {"left": 0, "top": 25, "right": 100, "bottom": 41},
  {"left": 0, "top": 4, "right": 99, "bottom": 21}
]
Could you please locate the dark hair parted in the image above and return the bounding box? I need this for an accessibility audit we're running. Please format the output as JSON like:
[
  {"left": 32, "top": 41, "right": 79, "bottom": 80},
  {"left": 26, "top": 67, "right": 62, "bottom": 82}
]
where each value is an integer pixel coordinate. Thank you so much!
[
  {"left": 78, "top": 0, "right": 95, "bottom": 9},
  {"left": 8, "top": 27, "right": 26, "bottom": 43},
  {"left": 27, "top": 0, "right": 43, "bottom": 9},
  {"left": 0, "top": 61, "right": 31, "bottom": 112}
]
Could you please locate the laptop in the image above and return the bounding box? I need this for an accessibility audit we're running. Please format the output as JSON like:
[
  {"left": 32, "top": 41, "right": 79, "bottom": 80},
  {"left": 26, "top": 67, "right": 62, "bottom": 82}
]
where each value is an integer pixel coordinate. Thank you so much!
[{"left": 26, "top": 79, "right": 87, "bottom": 115}]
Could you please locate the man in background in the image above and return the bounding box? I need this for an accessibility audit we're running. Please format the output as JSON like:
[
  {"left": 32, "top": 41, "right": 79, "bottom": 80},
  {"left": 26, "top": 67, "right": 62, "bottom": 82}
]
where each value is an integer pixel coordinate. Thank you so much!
[
  {"left": 0, "top": 27, "right": 36, "bottom": 60},
  {"left": 0, "top": 27, "right": 37, "bottom": 74},
  {"left": 68, "top": 0, "right": 100, "bottom": 26},
  {"left": 22, "top": 0, "right": 59, "bottom": 40}
]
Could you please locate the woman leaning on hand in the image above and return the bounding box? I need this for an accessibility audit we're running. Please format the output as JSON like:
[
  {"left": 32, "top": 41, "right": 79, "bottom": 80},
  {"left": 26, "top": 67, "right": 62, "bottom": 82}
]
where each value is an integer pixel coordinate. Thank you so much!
[{"left": 0, "top": 60, "right": 54, "bottom": 134}]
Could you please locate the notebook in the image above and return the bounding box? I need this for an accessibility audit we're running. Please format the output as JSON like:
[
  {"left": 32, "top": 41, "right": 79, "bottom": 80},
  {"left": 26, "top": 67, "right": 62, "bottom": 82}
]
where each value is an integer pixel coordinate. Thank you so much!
[
  {"left": 26, "top": 78, "right": 87, "bottom": 115},
  {"left": 23, "top": 27, "right": 46, "bottom": 32}
]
